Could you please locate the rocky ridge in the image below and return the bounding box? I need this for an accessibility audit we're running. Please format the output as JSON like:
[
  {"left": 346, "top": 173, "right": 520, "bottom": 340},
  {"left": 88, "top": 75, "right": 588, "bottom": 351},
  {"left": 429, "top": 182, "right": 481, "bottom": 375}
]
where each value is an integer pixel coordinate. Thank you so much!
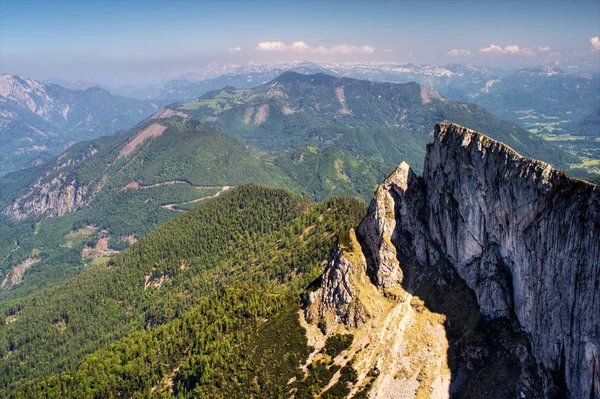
[
  {"left": 0, "top": 74, "right": 158, "bottom": 175},
  {"left": 2, "top": 143, "right": 105, "bottom": 219},
  {"left": 306, "top": 122, "right": 599, "bottom": 398}
]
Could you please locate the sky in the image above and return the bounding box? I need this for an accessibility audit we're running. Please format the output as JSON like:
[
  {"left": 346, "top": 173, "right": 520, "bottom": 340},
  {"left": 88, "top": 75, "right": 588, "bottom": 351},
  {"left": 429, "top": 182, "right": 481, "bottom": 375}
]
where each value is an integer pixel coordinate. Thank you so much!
[{"left": 1, "top": 0, "right": 599, "bottom": 85}]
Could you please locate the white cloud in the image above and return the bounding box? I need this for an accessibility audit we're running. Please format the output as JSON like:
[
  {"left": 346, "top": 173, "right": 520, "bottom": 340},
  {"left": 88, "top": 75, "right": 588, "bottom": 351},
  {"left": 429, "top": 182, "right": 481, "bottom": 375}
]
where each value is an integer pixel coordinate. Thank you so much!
[
  {"left": 503, "top": 45, "right": 520, "bottom": 54},
  {"left": 538, "top": 46, "right": 551, "bottom": 52},
  {"left": 480, "top": 44, "right": 504, "bottom": 53},
  {"left": 256, "top": 41, "right": 375, "bottom": 54},
  {"left": 591, "top": 37, "right": 600, "bottom": 52},
  {"left": 447, "top": 49, "right": 472, "bottom": 57},
  {"left": 257, "top": 41, "right": 286, "bottom": 51},
  {"left": 228, "top": 47, "right": 241, "bottom": 52},
  {"left": 383, "top": 48, "right": 393, "bottom": 53},
  {"left": 479, "top": 44, "right": 538, "bottom": 56}
]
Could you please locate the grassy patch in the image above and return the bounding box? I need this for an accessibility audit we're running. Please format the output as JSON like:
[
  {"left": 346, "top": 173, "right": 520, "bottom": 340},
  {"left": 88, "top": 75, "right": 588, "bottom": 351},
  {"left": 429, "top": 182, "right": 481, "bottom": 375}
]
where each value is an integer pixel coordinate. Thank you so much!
[
  {"left": 179, "top": 102, "right": 203, "bottom": 110},
  {"left": 62, "top": 226, "right": 96, "bottom": 249}
]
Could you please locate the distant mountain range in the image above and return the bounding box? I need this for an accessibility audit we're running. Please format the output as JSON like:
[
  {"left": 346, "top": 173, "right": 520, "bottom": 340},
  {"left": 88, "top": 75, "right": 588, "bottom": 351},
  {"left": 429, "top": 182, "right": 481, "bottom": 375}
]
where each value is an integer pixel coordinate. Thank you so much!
[
  {"left": 109, "top": 61, "right": 504, "bottom": 102},
  {"left": 101, "top": 62, "right": 600, "bottom": 167},
  {"left": 24, "top": 60, "right": 598, "bottom": 170},
  {"left": 0, "top": 75, "right": 160, "bottom": 175},
  {"left": 0, "top": 72, "right": 579, "bottom": 303},
  {"left": 172, "top": 71, "right": 576, "bottom": 170}
]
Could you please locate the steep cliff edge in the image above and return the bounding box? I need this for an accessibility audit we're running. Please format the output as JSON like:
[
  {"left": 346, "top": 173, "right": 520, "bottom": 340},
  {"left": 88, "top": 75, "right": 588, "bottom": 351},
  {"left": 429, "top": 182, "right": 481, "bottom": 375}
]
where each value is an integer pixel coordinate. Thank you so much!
[
  {"left": 306, "top": 122, "right": 599, "bottom": 398},
  {"left": 423, "top": 123, "right": 599, "bottom": 398}
]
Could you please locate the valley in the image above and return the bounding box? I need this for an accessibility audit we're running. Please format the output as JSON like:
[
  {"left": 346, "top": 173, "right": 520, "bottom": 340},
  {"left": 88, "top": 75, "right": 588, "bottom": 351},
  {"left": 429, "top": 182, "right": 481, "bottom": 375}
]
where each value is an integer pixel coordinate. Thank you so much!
[
  {"left": 0, "top": 43, "right": 598, "bottom": 399},
  {"left": 2, "top": 1, "right": 599, "bottom": 397},
  {"left": 0, "top": 123, "right": 595, "bottom": 398}
]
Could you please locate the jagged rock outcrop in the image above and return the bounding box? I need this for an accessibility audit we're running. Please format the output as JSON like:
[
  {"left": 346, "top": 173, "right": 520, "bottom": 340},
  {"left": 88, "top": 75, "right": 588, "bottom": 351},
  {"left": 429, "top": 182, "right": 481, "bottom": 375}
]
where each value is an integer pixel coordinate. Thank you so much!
[
  {"left": 304, "top": 230, "right": 370, "bottom": 332},
  {"left": 307, "top": 122, "right": 599, "bottom": 398},
  {"left": 2, "top": 145, "right": 103, "bottom": 219},
  {"left": 3, "top": 177, "right": 91, "bottom": 219}
]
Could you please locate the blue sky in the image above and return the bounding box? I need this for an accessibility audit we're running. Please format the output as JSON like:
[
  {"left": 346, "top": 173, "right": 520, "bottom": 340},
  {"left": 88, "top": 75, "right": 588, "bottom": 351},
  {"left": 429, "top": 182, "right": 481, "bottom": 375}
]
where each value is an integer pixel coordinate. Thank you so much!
[{"left": 1, "top": 0, "right": 599, "bottom": 84}]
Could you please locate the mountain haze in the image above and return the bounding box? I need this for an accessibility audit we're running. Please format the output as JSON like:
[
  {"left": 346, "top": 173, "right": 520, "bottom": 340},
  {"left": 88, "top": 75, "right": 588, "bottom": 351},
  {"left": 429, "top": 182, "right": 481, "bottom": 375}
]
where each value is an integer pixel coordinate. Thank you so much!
[
  {"left": 0, "top": 75, "right": 159, "bottom": 175},
  {"left": 0, "top": 71, "right": 582, "bottom": 301}
]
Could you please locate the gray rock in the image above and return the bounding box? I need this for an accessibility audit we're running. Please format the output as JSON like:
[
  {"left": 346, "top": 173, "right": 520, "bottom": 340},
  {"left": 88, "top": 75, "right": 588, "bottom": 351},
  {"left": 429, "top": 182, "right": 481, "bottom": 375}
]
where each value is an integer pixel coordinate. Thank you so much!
[
  {"left": 2, "top": 145, "right": 103, "bottom": 219},
  {"left": 308, "top": 122, "right": 599, "bottom": 398},
  {"left": 423, "top": 123, "right": 599, "bottom": 398}
]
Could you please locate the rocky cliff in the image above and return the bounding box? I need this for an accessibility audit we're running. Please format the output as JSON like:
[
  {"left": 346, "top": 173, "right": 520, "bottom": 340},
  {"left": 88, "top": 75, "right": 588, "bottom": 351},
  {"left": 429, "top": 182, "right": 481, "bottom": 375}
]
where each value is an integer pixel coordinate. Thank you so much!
[
  {"left": 307, "top": 122, "right": 599, "bottom": 398},
  {"left": 2, "top": 144, "right": 104, "bottom": 220}
]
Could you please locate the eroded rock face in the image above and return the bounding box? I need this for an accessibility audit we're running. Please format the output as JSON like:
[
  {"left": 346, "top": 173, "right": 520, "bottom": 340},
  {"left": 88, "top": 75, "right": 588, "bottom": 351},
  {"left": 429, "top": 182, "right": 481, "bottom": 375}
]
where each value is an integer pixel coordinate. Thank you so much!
[
  {"left": 2, "top": 145, "right": 102, "bottom": 219},
  {"left": 3, "top": 178, "right": 90, "bottom": 220},
  {"left": 304, "top": 233, "right": 369, "bottom": 333},
  {"left": 423, "top": 123, "right": 599, "bottom": 398},
  {"left": 308, "top": 122, "right": 599, "bottom": 398}
]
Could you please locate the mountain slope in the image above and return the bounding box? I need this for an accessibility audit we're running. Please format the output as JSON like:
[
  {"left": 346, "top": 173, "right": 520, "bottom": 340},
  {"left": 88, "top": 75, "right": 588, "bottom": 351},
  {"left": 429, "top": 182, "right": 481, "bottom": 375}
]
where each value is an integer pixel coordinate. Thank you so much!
[
  {"left": 174, "top": 71, "right": 577, "bottom": 171},
  {"left": 308, "top": 122, "right": 599, "bottom": 398},
  {"left": 1, "top": 116, "right": 382, "bottom": 224},
  {"left": 0, "top": 185, "right": 365, "bottom": 397},
  {"left": 0, "top": 116, "right": 386, "bottom": 302},
  {"left": 0, "top": 75, "right": 159, "bottom": 175},
  {"left": 3, "top": 122, "right": 595, "bottom": 398}
]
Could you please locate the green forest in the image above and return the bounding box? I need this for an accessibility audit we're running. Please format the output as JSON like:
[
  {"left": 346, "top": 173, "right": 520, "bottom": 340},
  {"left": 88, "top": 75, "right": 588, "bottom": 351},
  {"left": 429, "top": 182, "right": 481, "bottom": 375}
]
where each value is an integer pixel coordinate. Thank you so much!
[
  {"left": 0, "top": 117, "right": 384, "bottom": 305},
  {"left": 0, "top": 185, "right": 366, "bottom": 398}
]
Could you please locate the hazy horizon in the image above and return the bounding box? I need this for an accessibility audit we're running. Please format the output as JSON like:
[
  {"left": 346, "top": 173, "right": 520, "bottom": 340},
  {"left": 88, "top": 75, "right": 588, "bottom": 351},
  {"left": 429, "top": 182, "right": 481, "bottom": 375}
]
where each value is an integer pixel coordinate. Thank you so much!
[{"left": 1, "top": 0, "right": 599, "bottom": 85}]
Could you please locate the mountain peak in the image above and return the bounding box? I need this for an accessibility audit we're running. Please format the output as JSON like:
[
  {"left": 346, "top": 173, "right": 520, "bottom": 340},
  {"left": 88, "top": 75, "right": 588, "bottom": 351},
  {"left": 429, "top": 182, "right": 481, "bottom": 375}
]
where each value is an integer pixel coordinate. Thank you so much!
[
  {"left": 516, "top": 65, "right": 564, "bottom": 76},
  {"left": 271, "top": 71, "right": 338, "bottom": 85},
  {"left": 83, "top": 86, "right": 106, "bottom": 93},
  {"left": 308, "top": 121, "right": 599, "bottom": 398}
]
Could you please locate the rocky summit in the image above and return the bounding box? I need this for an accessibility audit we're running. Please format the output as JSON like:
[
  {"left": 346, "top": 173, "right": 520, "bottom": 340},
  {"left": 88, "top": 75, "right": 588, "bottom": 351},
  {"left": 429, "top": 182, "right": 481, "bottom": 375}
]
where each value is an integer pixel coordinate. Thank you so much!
[{"left": 306, "top": 122, "right": 599, "bottom": 398}]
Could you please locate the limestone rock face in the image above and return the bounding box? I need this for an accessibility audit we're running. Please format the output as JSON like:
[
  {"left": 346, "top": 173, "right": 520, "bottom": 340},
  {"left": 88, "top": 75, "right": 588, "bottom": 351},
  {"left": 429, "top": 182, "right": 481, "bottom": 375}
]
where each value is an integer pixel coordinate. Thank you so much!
[
  {"left": 308, "top": 122, "right": 599, "bottom": 398},
  {"left": 2, "top": 145, "right": 103, "bottom": 219},
  {"left": 3, "top": 178, "right": 89, "bottom": 220},
  {"left": 355, "top": 165, "right": 403, "bottom": 288},
  {"left": 304, "top": 229, "right": 375, "bottom": 334},
  {"left": 423, "top": 123, "right": 599, "bottom": 398}
]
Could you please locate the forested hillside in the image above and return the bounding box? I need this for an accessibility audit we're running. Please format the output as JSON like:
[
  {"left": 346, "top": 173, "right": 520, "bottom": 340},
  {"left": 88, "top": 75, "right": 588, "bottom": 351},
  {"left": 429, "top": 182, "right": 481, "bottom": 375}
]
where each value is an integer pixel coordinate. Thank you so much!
[
  {"left": 0, "top": 117, "right": 384, "bottom": 303},
  {"left": 175, "top": 72, "right": 578, "bottom": 171},
  {"left": 0, "top": 185, "right": 365, "bottom": 397}
]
